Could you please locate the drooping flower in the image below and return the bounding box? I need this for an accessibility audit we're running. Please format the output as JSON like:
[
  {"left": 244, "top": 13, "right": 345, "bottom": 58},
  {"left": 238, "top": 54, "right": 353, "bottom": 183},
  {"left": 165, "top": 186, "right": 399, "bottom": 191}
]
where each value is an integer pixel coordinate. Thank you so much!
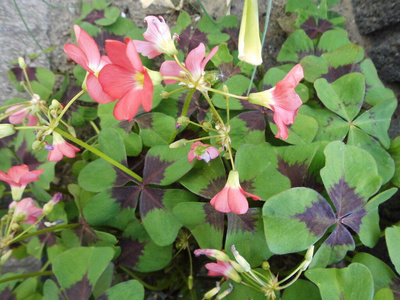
[
  {"left": 160, "top": 43, "right": 218, "bottom": 89},
  {"left": 0, "top": 165, "right": 44, "bottom": 201},
  {"left": 188, "top": 141, "right": 219, "bottom": 163},
  {"left": 210, "top": 170, "right": 260, "bottom": 214},
  {"left": 9, "top": 198, "right": 43, "bottom": 225},
  {"left": 64, "top": 25, "right": 115, "bottom": 104},
  {"left": 248, "top": 64, "right": 304, "bottom": 140},
  {"left": 6, "top": 104, "right": 38, "bottom": 126},
  {"left": 205, "top": 260, "right": 242, "bottom": 283},
  {"left": 98, "top": 39, "right": 154, "bottom": 121},
  {"left": 238, "top": 0, "right": 262, "bottom": 66},
  {"left": 0, "top": 124, "right": 16, "bottom": 139},
  {"left": 134, "top": 16, "right": 179, "bottom": 58},
  {"left": 194, "top": 249, "right": 230, "bottom": 262},
  {"left": 47, "top": 132, "right": 80, "bottom": 162}
]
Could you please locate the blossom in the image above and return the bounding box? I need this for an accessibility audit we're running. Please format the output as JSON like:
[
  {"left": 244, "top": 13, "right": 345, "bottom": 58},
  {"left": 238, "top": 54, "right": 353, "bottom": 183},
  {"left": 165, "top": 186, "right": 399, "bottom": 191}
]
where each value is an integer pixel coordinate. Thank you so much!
[
  {"left": 188, "top": 142, "right": 219, "bottom": 163},
  {"left": 134, "top": 16, "right": 178, "bottom": 58},
  {"left": 98, "top": 39, "right": 154, "bottom": 121},
  {"left": 248, "top": 64, "right": 304, "bottom": 140},
  {"left": 205, "top": 260, "right": 242, "bottom": 283},
  {"left": 210, "top": 170, "right": 260, "bottom": 214},
  {"left": 160, "top": 43, "right": 218, "bottom": 89},
  {"left": 6, "top": 104, "right": 38, "bottom": 126},
  {"left": 238, "top": 0, "right": 262, "bottom": 65},
  {"left": 64, "top": 25, "right": 114, "bottom": 104},
  {"left": 0, "top": 165, "right": 44, "bottom": 201},
  {"left": 9, "top": 198, "right": 43, "bottom": 225},
  {"left": 194, "top": 249, "right": 230, "bottom": 262},
  {"left": 47, "top": 132, "right": 80, "bottom": 162}
]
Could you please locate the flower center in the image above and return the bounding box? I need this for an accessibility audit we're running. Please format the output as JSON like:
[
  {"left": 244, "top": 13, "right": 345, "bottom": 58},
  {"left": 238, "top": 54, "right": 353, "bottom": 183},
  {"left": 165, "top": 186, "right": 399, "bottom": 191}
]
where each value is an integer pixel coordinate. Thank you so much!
[{"left": 134, "top": 72, "right": 145, "bottom": 89}]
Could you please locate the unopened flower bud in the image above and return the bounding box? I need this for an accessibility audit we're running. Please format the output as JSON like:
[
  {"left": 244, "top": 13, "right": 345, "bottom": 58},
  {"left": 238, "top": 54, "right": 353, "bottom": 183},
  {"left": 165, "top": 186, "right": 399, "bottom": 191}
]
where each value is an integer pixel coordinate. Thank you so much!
[
  {"left": 0, "top": 124, "right": 16, "bottom": 139},
  {"left": 68, "top": 126, "right": 76, "bottom": 138},
  {"left": 302, "top": 245, "right": 314, "bottom": 271},
  {"left": 188, "top": 275, "right": 193, "bottom": 290},
  {"left": 145, "top": 68, "right": 162, "bottom": 86},
  {"left": 204, "top": 282, "right": 220, "bottom": 299},
  {"left": 11, "top": 222, "right": 20, "bottom": 231},
  {"left": 18, "top": 57, "right": 27, "bottom": 69},
  {"left": 169, "top": 139, "right": 188, "bottom": 148},
  {"left": 204, "top": 73, "right": 217, "bottom": 84},
  {"left": 0, "top": 249, "right": 12, "bottom": 265},
  {"left": 194, "top": 249, "right": 230, "bottom": 262},
  {"left": 43, "top": 193, "right": 62, "bottom": 215},
  {"left": 262, "top": 261, "right": 270, "bottom": 271},
  {"left": 177, "top": 116, "right": 190, "bottom": 127},
  {"left": 161, "top": 91, "right": 170, "bottom": 99},
  {"left": 231, "top": 245, "right": 251, "bottom": 272},
  {"left": 216, "top": 283, "right": 234, "bottom": 299},
  {"left": 32, "top": 140, "right": 45, "bottom": 151},
  {"left": 201, "top": 121, "right": 213, "bottom": 132}
]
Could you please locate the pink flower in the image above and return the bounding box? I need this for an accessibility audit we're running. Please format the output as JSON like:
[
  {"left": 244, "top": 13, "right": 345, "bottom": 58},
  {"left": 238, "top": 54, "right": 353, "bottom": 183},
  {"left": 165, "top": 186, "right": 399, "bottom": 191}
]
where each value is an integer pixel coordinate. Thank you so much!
[
  {"left": 47, "top": 132, "right": 80, "bottom": 162},
  {"left": 205, "top": 260, "right": 241, "bottom": 282},
  {"left": 210, "top": 170, "right": 260, "bottom": 214},
  {"left": 194, "top": 249, "right": 230, "bottom": 261},
  {"left": 43, "top": 193, "right": 62, "bottom": 215},
  {"left": 160, "top": 43, "right": 218, "bottom": 87},
  {"left": 9, "top": 198, "right": 43, "bottom": 225},
  {"left": 248, "top": 64, "right": 304, "bottom": 140},
  {"left": 134, "top": 15, "right": 179, "bottom": 58},
  {"left": 188, "top": 142, "right": 219, "bottom": 163},
  {"left": 6, "top": 104, "right": 38, "bottom": 126},
  {"left": 64, "top": 25, "right": 114, "bottom": 104},
  {"left": 99, "top": 39, "right": 154, "bottom": 121},
  {"left": 0, "top": 165, "right": 44, "bottom": 201}
]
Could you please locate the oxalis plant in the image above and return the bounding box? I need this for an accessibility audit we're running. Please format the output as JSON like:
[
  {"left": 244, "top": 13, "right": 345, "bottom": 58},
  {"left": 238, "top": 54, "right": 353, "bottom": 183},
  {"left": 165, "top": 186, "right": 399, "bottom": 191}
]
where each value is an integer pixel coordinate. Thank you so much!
[{"left": 0, "top": 0, "right": 399, "bottom": 299}]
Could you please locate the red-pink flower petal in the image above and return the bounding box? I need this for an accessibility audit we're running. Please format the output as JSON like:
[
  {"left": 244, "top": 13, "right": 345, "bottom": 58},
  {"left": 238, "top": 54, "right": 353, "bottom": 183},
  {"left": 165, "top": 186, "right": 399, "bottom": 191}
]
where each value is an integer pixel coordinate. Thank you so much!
[
  {"left": 227, "top": 187, "right": 249, "bottom": 215},
  {"left": 64, "top": 43, "right": 92, "bottom": 73},
  {"left": 126, "top": 40, "right": 144, "bottom": 72},
  {"left": 160, "top": 60, "right": 181, "bottom": 84},
  {"left": 113, "top": 88, "right": 143, "bottom": 122},
  {"left": 105, "top": 40, "right": 133, "bottom": 70},
  {"left": 185, "top": 43, "right": 206, "bottom": 80},
  {"left": 86, "top": 73, "right": 115, "bottom": 104},
  {"left": 74, "top": 25, "right": 101, "bottom": 71},
  {"left": 134, "top": 40, "right": 161, "bottom": 59},
  {"left": 10, "top": 198, "right": 43, "bottom": 225},
  {"left": 205, "top": 261, "right": 232, "bottom": 279},
  {"left": 99, "top": 64, "right": 138, "bottom": 99},
  {"left": 210, "top": 185, "right": 231, "bottom": 213}
]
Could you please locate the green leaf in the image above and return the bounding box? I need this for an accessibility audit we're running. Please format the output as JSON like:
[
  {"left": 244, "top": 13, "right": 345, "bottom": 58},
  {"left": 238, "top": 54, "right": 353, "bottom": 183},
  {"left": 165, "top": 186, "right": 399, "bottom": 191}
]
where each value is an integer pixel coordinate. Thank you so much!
[
  {"left": 347, "top": 126, "right": 395, "bottom": 184},
  {"left": 179, "top": 157, "right": 226, "bottom": 199},
  {"left": 119, "top": 220, "right": 172, "bottom": 272},
  {"left": 226, "top": 208, "right": 273, "bottom": 266},
  {"left": 389, "top": 137, "right": 400, "bottom": 187},
  {"left": 211, "top": 43, "right": 233, "bottom": 66},
  {"left": 53, "top": 247, "right": 114, "bottom": 298},
  {"left": 277, "top": 30, "right": 314, "bottom": 62},
  {"left": 95, "top": 7, "right": 120, "bottom": 26},
  {"left": 282, "top": 279, "right": 321, "bottom": 300},
  {"left": 99, "top": 128, "right": 127, "bottom": 162},
  {"left": 98, "top": 280, "right": 144, "bottom": 300},
  {"left": 263, "top": 187, "right": 335, "bottom": 254},
  {"left": 136, "top": 112, "right": 176, "bottom": 147},
  {"left": 386, "top": 226, "right": 400, "bottom": 275},
  {"left": 230, "top": 111, "right": 266, "bottom": 149},
  {"left": 140, "top": 188, "right": 196, "bottom": 246},
  {"left": 315, "top": 73, "right": 365, "bottom": 121},
  {"left": 173, "top": 202, "right": 224, "bottom": 249},
  {"left": 78, "top": 159, "right": 117, "bottom": 192},
  {"left": 322, "top": 43, "right": 364, "bottom": 67},
  {"left": 42, "top": 279, "right": 61, "bottom": 300},
  {"left": 114, "top": 128, "right": 142, "bottom": 157},
  {"left": 98, "top": 102, "right": 118, "bottom": 128},
  {"left": 317, "top": 28, "right": 350, "bottom": 52},
  {"left": 306, "top": 263, "right": 374, "bottom": 300},
  {"left": 213, "top": 75, "right": 251, "bottom": 109},
  {"left": 235, "top": 143, "right": 291, "bottom": 200},
  {"left": 300, "top": 55, "right": 329, "bottom": 82},
  {"left": 353, "top": 98, "right": 397, "bottom": 149},
  {"left": 143, "top": 144, "right": 193, "bottom": 186}
]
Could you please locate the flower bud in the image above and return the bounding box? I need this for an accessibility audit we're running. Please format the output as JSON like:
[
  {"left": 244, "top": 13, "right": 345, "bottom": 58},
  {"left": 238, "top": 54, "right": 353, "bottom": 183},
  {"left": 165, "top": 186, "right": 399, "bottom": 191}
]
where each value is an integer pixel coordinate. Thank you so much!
[
  {"left": 177, "top": 116, "right": 190, "bottom": 127},
  {"left": 216, "top": 283, "right": 234, "bottom": 299},
  {"left": 188, "top": 275, "right": 193, "bottom": 290},
  {"left": 32, "top": 140, "right": 45, "bottom": 151},
  {"left": 204, "top": 282, "right": 220, "bottom": 299},
  {"left": 262, "top": 261, "right": 270, "bottom": 271},
  {"left": 194, "top": 249, "right": 230, "bottom": 262},
  {"left": 231, "top": 245, "right": 251, "bottom": 272},
  {"left": 0, "top": 124, "right": 16, "bottom": 139},
  {"left": 161, "top": 91, "right": 170, "bottom": 99},
  {"left": 169, "top": 139, "right": 188, "bottom": 148},
  {"left": 201, "top": 121, "right": 213, "bottom": 132},
  {"left": 18, "top": 57, "right": 27, "bottom": 69}
]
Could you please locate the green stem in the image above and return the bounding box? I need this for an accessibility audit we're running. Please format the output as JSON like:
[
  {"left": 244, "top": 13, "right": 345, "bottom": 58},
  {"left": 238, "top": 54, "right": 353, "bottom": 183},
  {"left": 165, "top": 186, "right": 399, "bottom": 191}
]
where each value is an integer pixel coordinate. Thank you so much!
[
  {"left": 246, "top": 0, "right": 273, "bottom": 96},
  {"left": 11, "top": 223, "right": 80, "bottom": 244},
  {"left": 90, "top": 121, "right": 100, "bottom": 135},
  {"left": 200, "top": 91, "right": 224, "bottom": 125},
  {"left": 119, "top": 266, "right": 169, "bottom": 291},
  {"left": 56, "top": 90, "right": 85, "bottom": 123},
  {"left": 54, "top": 128, "right": 143, "bottom": 184},
  {"left": 0, "top": 271, "right": 53, "bottom": 284},
  {"left": 11, "top": 215, "right": 45, "bottom": 243},
  {"left": 204, "top": 86, "right": 249, "bottom": 100},
  {"left": 197, "top": 0, "right": 218, "bottom": 25}
]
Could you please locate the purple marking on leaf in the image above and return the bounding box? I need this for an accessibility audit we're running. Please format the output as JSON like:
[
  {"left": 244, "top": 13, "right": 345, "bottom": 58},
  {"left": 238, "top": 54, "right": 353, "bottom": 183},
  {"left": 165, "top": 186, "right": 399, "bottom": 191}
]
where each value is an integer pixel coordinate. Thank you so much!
[
  {"left": 142, "top": 154, "right": 174, "bottom": 185},
  {"left": 140, "top": 187, "right": 166, "bottom": 218},
  {"left": 389, "top": 277, "right": 400, "bottom": 298},
  {"left": 11, "top": 66, "right": 37, "bottom": 82},
  {"left": 16, "top": 140, "right": 42, "bottom": 170},
  {"left": 111, "top": 186, "right": 141, "bottom": 211},
  {"left": 64, "top": 273, "right": 91, "bottom": 300},
  {"left": 328, "top": 176, "right": 365, "bottom": 218},
  {"left": 324, "top": 222, "right": 355, "bottom": 247},
  {"left": 177, "top": 27, "right": 208, "bottom": 53},
  {"left": 227, "top": 208, "right": 260, "bottom": 235},
  {"left": 321, "top": 65, "right": 361, "bottom": 83},
  {"left": 113, "top": 161, "right": 136, "bottom": 187},
  {"left": 118, "top": 237, "right": 147, "bottom": 269},
  {"left": 74, "top": 221, "right": 100, "bottom": 246},
  {"left": 203, "top": 204, "right": 225, "bottom": 231},
  {"left": 341, "top": 207, "right": 367, "bottom": 233},
  {"left": 217, "top": 62, "right": 241, "bottom": 82},
  {"left": 301, "top": 17, "right": 333, "bottom": 39},
  {"left": 93, "top": 31, "right": 125, "bottom": 56},
  {"left": 222, "top": 27, "right": 239, "bottom": 51},
  {"left": 0, "top": 288, "right": 16, "bottom": 300},
  {"left": 38, "top": 223, "right": 58, "bottom": 247},
  {"left": 82, "top": 9, "right": 105, "bottom": 24},
  {"left": 277, "top": 156, "right": 309, "bottom": 188},
  {"left": 237, "top": 111, "right": 266, "bottom": 132},
  {"left": 293, "top": 196, "right": 336, "bottom": 237},
  {"left": 199, "top": 176, "right": 226, "bottom": 199}
]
